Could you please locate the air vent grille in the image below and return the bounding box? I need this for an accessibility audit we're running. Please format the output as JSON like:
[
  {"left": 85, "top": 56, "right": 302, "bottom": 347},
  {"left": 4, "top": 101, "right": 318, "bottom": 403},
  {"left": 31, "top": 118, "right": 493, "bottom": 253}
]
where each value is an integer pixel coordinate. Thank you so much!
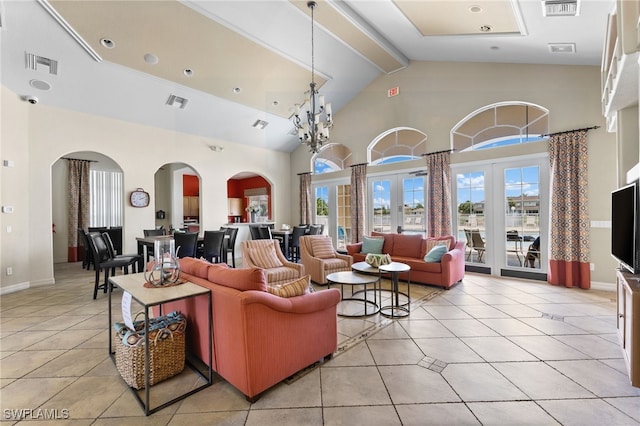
[
  {"left": 548, "top": 43, "right": 576, "bottom": 53},
  {"left": 543, "top": 0, "right": 579, "bottom": 17},
  {"left": 25, "top": 52, "right": 58, "bottom": 75},
  {"left": 166, "top": 94, "right": 188, "bottom": 109}
]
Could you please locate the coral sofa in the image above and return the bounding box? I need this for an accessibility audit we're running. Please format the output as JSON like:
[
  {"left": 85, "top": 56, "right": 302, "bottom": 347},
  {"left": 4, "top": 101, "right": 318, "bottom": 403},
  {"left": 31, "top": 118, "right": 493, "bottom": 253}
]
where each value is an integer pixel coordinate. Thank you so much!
[
  {"left": 346, "top": 232, "right": 465, "bottom": 289},
  {"left": 158, "top": 257, "right": 340, "bottom": 401}
]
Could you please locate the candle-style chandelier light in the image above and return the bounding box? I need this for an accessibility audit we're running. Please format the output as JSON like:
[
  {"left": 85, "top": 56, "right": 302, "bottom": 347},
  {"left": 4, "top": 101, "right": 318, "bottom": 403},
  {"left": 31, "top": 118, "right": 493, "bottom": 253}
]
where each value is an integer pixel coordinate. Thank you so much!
[{"left": 292, "top": 1, "right": 333, "bottom": 154}]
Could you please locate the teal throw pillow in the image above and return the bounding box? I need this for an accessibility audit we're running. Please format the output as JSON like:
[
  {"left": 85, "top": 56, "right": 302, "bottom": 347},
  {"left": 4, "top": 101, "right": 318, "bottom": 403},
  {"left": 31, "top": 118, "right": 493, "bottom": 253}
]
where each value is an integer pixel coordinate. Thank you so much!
[
  {"left": 361, "top": 236, "right": 384, "bottom": 254},
  {"left": 424, "top": 244, "right": 448, "bottom": 262}
]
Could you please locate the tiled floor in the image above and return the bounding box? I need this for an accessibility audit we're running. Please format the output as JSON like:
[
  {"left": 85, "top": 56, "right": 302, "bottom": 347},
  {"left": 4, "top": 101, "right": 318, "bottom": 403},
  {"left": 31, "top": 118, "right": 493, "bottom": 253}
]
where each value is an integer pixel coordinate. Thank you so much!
[{"left": 1, "top": 263, "right": 640, "bottom": 425}]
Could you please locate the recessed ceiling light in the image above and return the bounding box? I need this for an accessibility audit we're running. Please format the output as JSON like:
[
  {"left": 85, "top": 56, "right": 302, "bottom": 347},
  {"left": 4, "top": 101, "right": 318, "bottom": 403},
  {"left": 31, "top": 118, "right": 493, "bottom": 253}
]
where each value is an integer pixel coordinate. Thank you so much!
[
  {"left": 100, "top": 38, "right": 115, "bottom": 49},
  {"left": 272, "top": 100, "right": 279, "bottom": 106},
  {"left": 144, "top": 53, "right": 159, "bottom": 65},
  {"left": 29, "top": 79, "right": 51, "bottom": 91},
  {"left": 183, "top": 68, "right": 194, "bottom": 77},
  {"left": 479, "top": 25, "right": 492, "bottom": 32},
  {"left": 490, "top": 46, "right": 500, "bottom": 50},
  {"left": 469, "top": 5, "right": 482, "bottom": 13},
  {"left": 232, "top": 87, "right": 241, "bottom": 94}
]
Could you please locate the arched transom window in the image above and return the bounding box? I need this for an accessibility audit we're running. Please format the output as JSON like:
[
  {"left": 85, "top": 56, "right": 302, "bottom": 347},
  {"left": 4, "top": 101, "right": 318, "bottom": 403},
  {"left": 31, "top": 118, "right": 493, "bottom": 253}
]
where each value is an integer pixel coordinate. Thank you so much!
[
  {"left": 312, "top": 143, "right": 353, "bottom": 174},
  {"left": 452, "top": 102, "right": 548, "bottom": 152},
  {"left": 368, "top": 127, "right": 427, "bottom": 165}
]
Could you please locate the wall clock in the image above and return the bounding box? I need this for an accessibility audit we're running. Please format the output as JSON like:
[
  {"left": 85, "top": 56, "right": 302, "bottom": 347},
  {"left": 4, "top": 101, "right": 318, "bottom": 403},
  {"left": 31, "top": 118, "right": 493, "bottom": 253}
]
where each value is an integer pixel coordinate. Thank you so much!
[{"left": 130, "top": 188, "right": 150, "bottom": 208}]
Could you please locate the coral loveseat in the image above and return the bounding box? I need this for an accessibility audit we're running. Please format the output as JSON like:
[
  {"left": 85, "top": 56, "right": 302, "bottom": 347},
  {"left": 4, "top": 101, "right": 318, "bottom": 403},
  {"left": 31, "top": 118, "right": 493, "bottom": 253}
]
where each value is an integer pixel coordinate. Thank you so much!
[
  {"left": 158, "top": 257, "right": 341, "bottom": 401},
  {"left": 346, "top": 232, "right": 465, "bottom": 289}
]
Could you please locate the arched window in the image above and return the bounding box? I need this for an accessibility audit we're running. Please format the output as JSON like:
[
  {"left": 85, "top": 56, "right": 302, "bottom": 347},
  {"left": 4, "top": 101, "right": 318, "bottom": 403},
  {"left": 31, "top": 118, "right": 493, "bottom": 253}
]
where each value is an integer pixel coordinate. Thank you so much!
[
  {"left": 312, "top": 143, "right": 353, "bottom": 174},
  {"left": 368, "top": 127, "right": 427, "bottom": 165},
  {"left": 451, "top": 102, "right": 548, "bottom": 152}
]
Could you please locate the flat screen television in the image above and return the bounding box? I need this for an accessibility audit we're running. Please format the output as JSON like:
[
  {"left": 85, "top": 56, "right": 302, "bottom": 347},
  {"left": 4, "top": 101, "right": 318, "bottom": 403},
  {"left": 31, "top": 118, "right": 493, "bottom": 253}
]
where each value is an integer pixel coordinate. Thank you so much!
[{"left": 611, "top": 181, "right": 639, "bottom": 274}]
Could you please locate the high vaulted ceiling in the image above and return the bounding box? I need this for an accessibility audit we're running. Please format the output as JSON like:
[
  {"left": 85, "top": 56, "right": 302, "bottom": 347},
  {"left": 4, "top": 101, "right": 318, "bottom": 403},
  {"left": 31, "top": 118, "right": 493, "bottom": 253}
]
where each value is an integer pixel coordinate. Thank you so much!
[{"left": 1, "top": 0, "right": 614, "bottom": 152}]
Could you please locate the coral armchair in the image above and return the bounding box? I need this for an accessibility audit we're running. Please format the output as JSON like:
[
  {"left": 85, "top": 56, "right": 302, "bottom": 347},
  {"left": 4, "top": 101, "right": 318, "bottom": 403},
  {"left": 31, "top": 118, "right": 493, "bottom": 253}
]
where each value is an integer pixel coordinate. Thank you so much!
[
  {"left": 300, "top": 235, "right": 353, "bottom": 284},
  {"left": 241, "top": 239, "right": 305, "bottom": 286}
]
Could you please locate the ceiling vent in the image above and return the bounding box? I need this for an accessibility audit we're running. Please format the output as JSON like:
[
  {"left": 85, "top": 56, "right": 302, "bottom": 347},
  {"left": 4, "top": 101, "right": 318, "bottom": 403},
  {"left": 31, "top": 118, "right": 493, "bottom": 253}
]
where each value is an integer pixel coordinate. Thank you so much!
[
  {"left": 543, "top": 0, "right": 579, "bottom": 17},
  {"left": 25, "top": 52, "right": 58, "bottom": 75},
  {"left": 548, "top": 43, "right": 576, "bottom": 53},
  {"left": 166, "top": 94, "right": 188, "bottom": 109},
  {"left": 252, "top": 119, "right": 269, "bottom": 130}
]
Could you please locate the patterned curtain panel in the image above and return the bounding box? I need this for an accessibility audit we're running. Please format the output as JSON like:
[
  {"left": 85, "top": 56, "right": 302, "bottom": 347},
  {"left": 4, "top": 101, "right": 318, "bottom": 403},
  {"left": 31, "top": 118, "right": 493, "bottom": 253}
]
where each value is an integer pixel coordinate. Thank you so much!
[
  {"left": 350, "top": 163, "right": 367, "bottom": 243},
  {"left": 67, "top": 159, "right": 91, "bottom": 262},
  {"left": 426, "top": 152, "right": 452, "bottom": 237},
  {"left": 548, "top": 130, "right": 591, "bottom": 289},
  {"left": 299, "top": 173, "right": 312, "bottom": 225}
]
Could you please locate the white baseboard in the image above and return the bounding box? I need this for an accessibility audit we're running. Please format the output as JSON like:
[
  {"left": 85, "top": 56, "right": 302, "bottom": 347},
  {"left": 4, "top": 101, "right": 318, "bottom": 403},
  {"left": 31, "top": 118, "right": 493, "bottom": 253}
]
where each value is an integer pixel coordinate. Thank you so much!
[
  {"left": 0, "top": 282, "right": 30, "bottom": 295},
  {"left": 590, "top": 280, "right": 616, "bottom": 292}
]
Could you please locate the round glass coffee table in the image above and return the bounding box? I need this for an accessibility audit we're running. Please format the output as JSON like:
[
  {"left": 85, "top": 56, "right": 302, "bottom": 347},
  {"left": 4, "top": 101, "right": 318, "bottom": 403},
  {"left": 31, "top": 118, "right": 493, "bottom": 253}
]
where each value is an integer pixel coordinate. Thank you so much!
[{"left": 326, "top": 271, "right": 380, "bottom": 317}]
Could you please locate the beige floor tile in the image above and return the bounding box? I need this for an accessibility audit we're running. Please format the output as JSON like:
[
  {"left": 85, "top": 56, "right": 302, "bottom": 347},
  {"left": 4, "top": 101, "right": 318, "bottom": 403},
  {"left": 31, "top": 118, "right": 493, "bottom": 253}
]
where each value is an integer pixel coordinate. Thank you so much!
[
  {"left": 439, "top": 319, "right": 500, "bottom": 337},
  {"left": 24, "top": 329, "right": 98, "bottom": 351},
  {"left": 366, "top": 338, "right": 425, "bottom": 365},
  {"left": 244, "top": 407, "right": 322, "bottom": 426},
  {"left": 25, "top": 348, "right": 108, "bottom": 378},
  {"left": 0, "top": 377, "right": 76, "bottom": 409},
  {"left": 602, "top": 396, "right": 640, "bottom": 422},
  {"left": 414, "top": 337, "right": 485, "bottom": 363},
  {"left": 477, "top": 318, "right": 544, "bottom": 336},
  {"left": 323, "top": 405, "right": 401, "bottom": 426},
  {"left": 175, "top": 380, "right": 250, "bottom": 414},
  {"left": 400, "top": 319, "right": 455, "bottom": 339},
  {"left": 0, "top": 350, "right": 66, "bottom": 378},
  {"left": 518, "top": 317, "right": 591, "bottom": 335},
  {"left": 250, "top": 369, "right": 321, "bottom": 409},
  {"left": 538, "top": 398, "right": 638, "bottom": 426},
  {"left": 93, "top": 415, "right": 173, "bottom": 426},
  {"left": 0, "top": 330, "right": 59, "bottom": 351},
  {"left": 507, "top": 335, "right": 592, "bottom": 360},
  {"left": 324, "top": 340, "right": 375, "bottom": 367},
  {"left": 45, "top": 376, "right": 127, "bottom": 419},
  {"left": 168, "top": 411, "right": 248, "bottom": 426},
  {"left": 320, "top": 366, "right": 391, "bottom": 406},
  {"left": 492, "top": 362, "right": 593, "bottom": 399},
  {"left": 378, "top": 365, "right": 460, "bottom": 404},
  {"left": 461, "top": 336, "right": 538, "bottom": 362},
  {"left": 553, "top": 334, "right": 624, "bottom": 359},
  {"left": 467, "top": 401, "right": 561, "bottom": 425},
  {"left": 423, "top": 305, "right": 473, "bottom": 319},
  {"left": 547, "top": 360, "right": 640, "bottom": 398},
  {"left": 396, "top": 403, "right": 480, "bottom": 425},
  {"left": 441, "top": 363, "right": 528, "bottom": 402}
]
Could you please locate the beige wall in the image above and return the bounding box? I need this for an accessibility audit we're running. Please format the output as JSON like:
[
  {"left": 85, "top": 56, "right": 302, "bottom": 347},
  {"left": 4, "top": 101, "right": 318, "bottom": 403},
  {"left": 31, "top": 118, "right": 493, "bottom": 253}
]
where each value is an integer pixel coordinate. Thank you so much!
[
  {"left": 291, "top": 61, "right": 619, "bottom": 284},
  {"left": 0, "top": 85, "right": 292, "bottom": 293}
]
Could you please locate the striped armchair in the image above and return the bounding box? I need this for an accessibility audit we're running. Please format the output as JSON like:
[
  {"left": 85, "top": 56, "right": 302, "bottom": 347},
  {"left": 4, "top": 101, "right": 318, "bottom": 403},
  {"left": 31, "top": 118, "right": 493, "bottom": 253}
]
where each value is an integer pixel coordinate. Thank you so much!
[
  {"left": 300, "top": 235, "right": 353, "bottom": 285},
  {"left": 241, "top": 239, "right": 305, "bottom": 286}
]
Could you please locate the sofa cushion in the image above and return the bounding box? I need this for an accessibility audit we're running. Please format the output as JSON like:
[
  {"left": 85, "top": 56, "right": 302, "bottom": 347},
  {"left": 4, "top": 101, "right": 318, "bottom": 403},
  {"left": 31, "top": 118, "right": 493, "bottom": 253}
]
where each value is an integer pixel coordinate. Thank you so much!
[
  {"left": 267, "top": 275, "right": 309, "bottom": 297},
  {"left": 422, "top": 236, "right": 456, "bottom": 257},
  {"left": 424, "top": 245, "right": 448, "bottom": 262},
  {"left": 247, "top": 244, "right": 283, "bottom": 269},
  {"left": 311, "top": 237, "right": 336, "bottom": 259},
  {"left": 207, "top": 265, "right": 267, "bottom": 292},
  {"left": 179, "top": 257, "right": 212, "bottom": 279},
  {"left": 371, "top": 232, "right": 394, "bottom": 254},
  {"left": 393, "top": 234, "right": 423, "bottom": 258},
  {"left": 361, "top": 236, "right": 384, "bottom": 254}
]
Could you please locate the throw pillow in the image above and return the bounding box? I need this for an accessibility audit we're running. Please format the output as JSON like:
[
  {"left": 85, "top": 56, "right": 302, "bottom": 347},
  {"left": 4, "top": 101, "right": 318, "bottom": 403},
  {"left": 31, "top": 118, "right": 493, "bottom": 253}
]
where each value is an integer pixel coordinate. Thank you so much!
[
  {"left": 424, "top": 245, "right": 448, "bottom": 262},
  {"left": 267, "top": 275, "right": 310, "bottom": 297},
  {"left": 311, "top": 237, "right": 336, "bottom": 259},
  {"left": 361, "top": 236, "right": 384, "bottom": 254},
  {"left": 249, "top": 244, "right": 283, "bottom": 269}
]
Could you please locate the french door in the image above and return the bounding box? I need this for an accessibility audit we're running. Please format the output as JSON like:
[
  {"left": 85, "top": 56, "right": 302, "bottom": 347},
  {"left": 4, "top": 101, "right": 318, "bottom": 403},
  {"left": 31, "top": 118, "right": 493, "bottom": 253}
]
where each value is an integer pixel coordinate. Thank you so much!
[
  {"left": 312, "top": 180, "right": 351, "bottom": 250},
  {"left": 453, "top": 155, "right": 548, "bottom": 278},
  {"left": 368, "top": 172, "right": 426, "bottom": 235}
]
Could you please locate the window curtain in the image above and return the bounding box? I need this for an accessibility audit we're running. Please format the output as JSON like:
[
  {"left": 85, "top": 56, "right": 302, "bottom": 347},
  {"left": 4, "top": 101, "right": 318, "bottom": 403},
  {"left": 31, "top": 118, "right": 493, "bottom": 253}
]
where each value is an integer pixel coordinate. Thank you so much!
[
  {"left": 548, "top": 130, "right": 591, "bottom": 289},
  {"left": 299, "top": 173, "right": 312, "bottom": 225},
  {"left": 350, "top": 163, "right": 367, "bottom": 243},
  {"left": 67, "top": 159, "right": 91, "bottom": 262},
  {"left": 426, "top": 152, "right": 452, "bottom": 237}
]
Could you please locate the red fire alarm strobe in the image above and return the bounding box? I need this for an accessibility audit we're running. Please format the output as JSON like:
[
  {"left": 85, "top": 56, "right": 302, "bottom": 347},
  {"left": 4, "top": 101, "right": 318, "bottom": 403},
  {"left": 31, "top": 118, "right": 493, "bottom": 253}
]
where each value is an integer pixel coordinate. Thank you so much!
[{"left": 388, "top": 87, "right": 400, "bottom": 97}]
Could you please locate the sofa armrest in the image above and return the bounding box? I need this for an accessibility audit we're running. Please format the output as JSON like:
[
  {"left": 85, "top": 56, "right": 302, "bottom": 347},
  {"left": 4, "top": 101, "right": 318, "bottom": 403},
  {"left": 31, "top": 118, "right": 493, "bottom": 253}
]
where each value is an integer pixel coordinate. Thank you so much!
[
  {"left": 439, "top": 241, "right": 466, "bottom": 288},
  {"left": 239, "top": 288, "right": 341, "bottom": 314},
  {"left": 346, "top": 243, "right": 362, "bottom": 256}
]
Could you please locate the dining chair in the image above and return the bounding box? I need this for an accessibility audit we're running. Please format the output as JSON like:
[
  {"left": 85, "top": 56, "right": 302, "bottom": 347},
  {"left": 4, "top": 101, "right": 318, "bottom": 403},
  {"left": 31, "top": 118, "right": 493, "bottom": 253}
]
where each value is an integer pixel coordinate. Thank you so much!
[
  {"left": 78, "top": 228, "right": 94, "bottom": 270},
  {"left": 220, "top": 226, "right": 239, "bottom": 267},
  {"left": 308, "top": 224, "right": 323, "bottom": 235},
  {"left": 102, "top": 232, "right": 142, "bottom": 268},
  {"left": 144, "top": 229, "right": 165, "bottom": 237},
  {"left": 257, "top": 226, "right": 272, "bottom": 240},
  {"left": 289, "top": 225, "right": 308, "bottom": 262},
  {"left": 202, "top": 230, "right": 226, "bottom": 263},
  {"left": 249, "top": 226, "right": 262, "bottom": 240},
  {"left": 86, "top": 232, "right": 138, "bottom": 299},
  {"left": 174, "top": 232, "right": 199, "bottom": 258}
]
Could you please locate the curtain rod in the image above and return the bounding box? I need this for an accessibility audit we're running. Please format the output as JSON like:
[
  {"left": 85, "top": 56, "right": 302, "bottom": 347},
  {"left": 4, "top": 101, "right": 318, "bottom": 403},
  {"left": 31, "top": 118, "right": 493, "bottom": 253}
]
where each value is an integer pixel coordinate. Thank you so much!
[
  {"left": 541, "top": 125, "right": 600, "bottom": 138},
  {"left": 297, "top": 172, "right": 312, "bottom": 176},
  {"left": 421, "top": 149, "right": 455, "bottom": 157},
  {"left": 350, "top": 162, "right": 368, "bottom": 167},
  {"left": 62, "top": 157, "right": 97, "bottom": 163}
]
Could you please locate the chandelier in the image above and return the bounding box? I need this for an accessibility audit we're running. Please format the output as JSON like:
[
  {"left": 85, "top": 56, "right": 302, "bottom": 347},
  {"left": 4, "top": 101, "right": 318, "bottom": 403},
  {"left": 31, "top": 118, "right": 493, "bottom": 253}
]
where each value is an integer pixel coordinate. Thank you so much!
[{"left": 292, "top": 1, "right": 333, "bottom": 154}]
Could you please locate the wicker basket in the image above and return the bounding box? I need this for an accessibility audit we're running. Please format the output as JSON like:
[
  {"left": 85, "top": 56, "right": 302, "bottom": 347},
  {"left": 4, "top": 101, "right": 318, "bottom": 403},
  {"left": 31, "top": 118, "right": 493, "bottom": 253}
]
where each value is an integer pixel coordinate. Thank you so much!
[{"left": 113, "top": 311, "right": 186, "bottom": 390}]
